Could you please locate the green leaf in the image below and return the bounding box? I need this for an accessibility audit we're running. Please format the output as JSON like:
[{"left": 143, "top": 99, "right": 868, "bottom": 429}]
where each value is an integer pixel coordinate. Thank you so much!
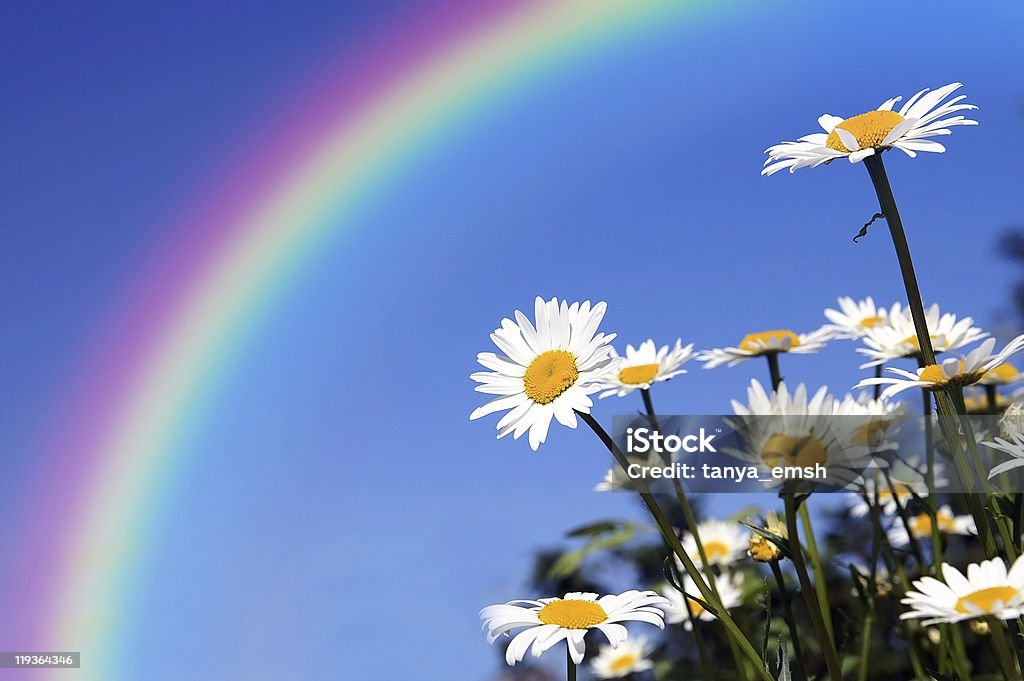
[
  {"left": 565, "top": 520, "right": 625, "bottom": 538},
  {"left": 776, "top": 632, "right": 793, "bottom": 681},
  {"left": 545, "top": 522, "right": 638, "bottom": 579},
  {"left": 547, "top": 549, "right": 585, "bottom": 579}
]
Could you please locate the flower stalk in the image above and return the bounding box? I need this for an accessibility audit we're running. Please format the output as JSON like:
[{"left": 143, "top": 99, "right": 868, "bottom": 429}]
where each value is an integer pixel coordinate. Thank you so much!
[
  {"left": 769, "top": 560, "right": 808, "bottom": 681},
  {"left": 783, "top": 491, "right": 842, "bottom": 681},
  {"left": 640, "top": 388, "right": 750, "bottom": 680},
  {"left": 863, "top": 153, "right": 997, "bottom": 557},
  {"left": 579, "top": 411, "right": 775, "bottom": 681}
]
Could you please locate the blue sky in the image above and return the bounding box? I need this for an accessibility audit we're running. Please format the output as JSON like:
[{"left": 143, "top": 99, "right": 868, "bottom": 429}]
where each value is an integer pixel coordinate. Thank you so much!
[{"left": 2, "top": 2, "right": 1024, "bottom": 680}]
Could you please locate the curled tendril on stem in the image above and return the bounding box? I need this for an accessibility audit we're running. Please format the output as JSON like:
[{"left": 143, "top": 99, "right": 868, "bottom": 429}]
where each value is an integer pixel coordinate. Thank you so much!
[{"left": 853, "top": 212, "right": 886, "bottom": 243}]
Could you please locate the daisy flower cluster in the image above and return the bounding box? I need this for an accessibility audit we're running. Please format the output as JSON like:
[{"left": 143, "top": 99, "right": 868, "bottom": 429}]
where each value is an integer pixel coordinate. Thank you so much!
[{"left": 469, "top": 83, "right": 1024, "bottom": 680}]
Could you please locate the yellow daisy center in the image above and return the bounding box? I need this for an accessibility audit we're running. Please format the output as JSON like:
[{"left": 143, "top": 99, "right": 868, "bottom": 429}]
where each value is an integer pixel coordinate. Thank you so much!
[
  {"left": 739, "top": 330, "right": 800, "bottom": 353},
  {"left": 879, "top": 483, "right": 910, "bottom": 502},
  {"left": 909, "top": 512, "right": 956, "bottom": 537},
  {"left": 761, "top": 433, "right": 827, "bottom": 468},
  {"left": 619, "top": 363, "right": 660, "bottom": 385},
  {"left": 855, "top": 420, "right": 889, "bottom": 446},
  {"left": 964, "top": 393, "right": 996, "bottom": 413},
  {"left": 859, "top": 315, "right": 884, "bottom": 328},
  {"left": 985, "top": 363, "right": 1019, "bottom": 383},
  {"left": 609, "top": 654, "right": 638, "bottom": 673},
  {"left": 919, "top": 362, "right": 955, "bottom": 384},
  {"left": 703, "top": 540, "right": 731, "bottom": 562},
  {"left": 748, "top": 534, "right": 782, "bottom": 563},
  {"left": 537, "top": 599, "right": 608, "bottom": 629},
  {"left": 899, "top": 334, "right": 943, "bottom": 354},
  {"left": 687, "top": 598, "right": 706, "bottom": 617},
  {"left": 919, "top": 361, "right": 982, "bottom": 389},
  {"left": 825, "top": 110, "right": 906, "bottom": 152},
  {"left": 523, "top": 350, "right": 579, "bottom": 405},
  {"left": 955, "top": 586, "right": 1020, "bottom": 615}
]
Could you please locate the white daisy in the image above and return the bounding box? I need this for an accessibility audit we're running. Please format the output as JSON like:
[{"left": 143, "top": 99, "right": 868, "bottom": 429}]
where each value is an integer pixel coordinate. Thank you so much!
[
  {"left": 832, "top": 392, "right": 907, "bottom": 450},
  {"left": 824, "top": 297, "right": 900, "bottom": 339},
  {"left": 887, "top": 505, "right": 976, "bottom": 546},
  {"left": 979, "top": 362, "right": 1024, "bottom": 387},
  {"left": 901, "top": 556, "right": 1024, "bottom": 625},
  {"left": 678, "top": 518, "right": 750, "bottom": 568},
  {"left": 963, "top": 388, "right": 1007, "bottom": 415},
  {"left": 699, "top": 329, "right": 831, "bottom": 369},
  {"left": 762, "top": 82, "right": 978, "bottom": 175},
  {"left": 856, "top": 304, "right": 987, "bottom": 368},
  {"left": 589, "top": 637, "right": 653, "bottom": 679},
  {"left": 728, "top": 380, "right": 870, "bottom": 488},
  {"left": 594, "top": 456, "right": 666, "bottom": 493},
  {"left": 662, "top": 573, "right": 744, "bottom": 630},
  {"left": 470, "top": 297, "right": 618, "bottom": 451},
  {"left": 983, "top": 431, "right": 1024, "bottom": 480},
  {"left": 856, "top": 336, "right": 1024, "bottom": 399},
  {"left": 846, "top": 455, "right": 940, "bottom": 517},
  {"left": 599, "top": 338, "right": 695, "bottom": 398},
  {"left": 847, "top": 479, "right": 917, "bottom": 518},
  {"left": 480, "top": 591, "right": 669, "bottom": 666}
]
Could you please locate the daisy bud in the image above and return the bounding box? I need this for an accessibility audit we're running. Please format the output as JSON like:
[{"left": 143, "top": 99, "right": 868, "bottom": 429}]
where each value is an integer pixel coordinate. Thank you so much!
[
  {"left": 748, "top": 512, "right": 787, "bottom": 563},
  {"left": 970, "top": 619, "right": 991, "bottom": 636}
]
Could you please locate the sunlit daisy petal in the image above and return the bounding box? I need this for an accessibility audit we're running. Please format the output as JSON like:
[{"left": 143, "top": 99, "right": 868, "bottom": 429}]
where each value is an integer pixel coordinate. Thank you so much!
[
  {"left": 901, "top": 556, "right": 1024, "bottom": 625},
  {"left": 727, "top": 380, "right": 874, "bottom": 489},
  {"left": 589, "top": 637, "right": 653, "bottom": 679},
  {"left": 662, "top": 573, "right": 744, "bottom": 631},
  {"left": 481, "top": 591, "right": 669, "bottom": 666},
  {"left": 887, "top": 504, "right": 976, "bottom": 546},
  {"left": 599, "top": 338, "right": 696, "bottom": 398},
  {"left": 823, "top": 297, "right": 900, "bottom": 339},
  {"left": 983, "top": 425, "right": 1024, "bottom": 481},
  {"left": 856, "top": 336, "right": 1024, "bottom": 398},
  {"left": 699, "top": 328, "right": 831, "bottom": 369},
  {"left": 470, "top": 297, "right": 619, "bottom": 451},
  {"left": 677, "top": 518, "right": 750, "bottom": 568},
  {"left": 763, "top": 82, "right": 977, "bottom": 175},
  {"left": 856, "top": 304, "right": 987, "bottom": 368}
]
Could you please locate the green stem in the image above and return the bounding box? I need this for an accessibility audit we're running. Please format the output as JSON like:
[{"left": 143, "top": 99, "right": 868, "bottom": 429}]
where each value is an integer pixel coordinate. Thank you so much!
[
  {"left": 950, "top": 387, "right": 1018, "bottom": 562},
  {"left": 990, "top": 619, "right": 1018, "bottom": 681},
  {"left": 918, "top": 385, "right": 945, "bottom": 573},
  {"left": 863, "top": 153, "right": 996, "bottom": 558},
  {"left": 567, "top": 647, "right": 576, "bottom": 681},
  {"left": 946, "top": 625, "right": 975, "bottom": 681},
  {"left": 769, "top": 561, "right": 808, "bottom": 681},
  {"left": 877, "top": 534, "right": 941, "bottom": 681},
  {"left": 783, "top": 492, "right": 842, "bottom": 681},
  {"left": 641, "top": 388, "right": 657, "bottom": 423},
  {"left": 579, "top": 412, "right": 774, "bottom": 681},
  {"left": 766, "top": 352, "right": 782, "bottom": 391},
  {"left": 798, "top": 503, "right": 834, "bottom": 641},
  {"left": 873, "top": 363, "right": 883, "bottom": 401},
  {"left": 856, "top": 605, "right": 874, "bottom": 681},
  {"left": 986, "top": 384, "right": 1001, "bottom": 415},
  {"left": 684, "top": 595, "right": 717, "bottom": 681},
  {"left": 881, "top": 469, "right": 927, "bottom": 568},
  {"left": 640, "top": 389, "right": 749, "bottom": 680}
]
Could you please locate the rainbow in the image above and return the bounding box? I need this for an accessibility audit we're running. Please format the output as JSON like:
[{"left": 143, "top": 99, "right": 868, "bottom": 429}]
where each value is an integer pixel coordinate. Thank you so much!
[{"left": 10, "top": 1, "right": 715, "bottom": 677}]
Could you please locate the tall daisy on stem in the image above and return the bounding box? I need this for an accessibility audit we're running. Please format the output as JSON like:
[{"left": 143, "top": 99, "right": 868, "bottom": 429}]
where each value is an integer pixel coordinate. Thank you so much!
[
  {"left": 577, "top": 407, "right": 775, "bottom": 681},
  {"left": 762, "top": 82, "right": 1001, "bottom": 561},
  {"left": 699, "top": 328, "right": 831, "bottom": 390},
  {"left": 480, "top": 590, "right": 669, "bottom": 677},
  {"left": 469, "top": 297, "right": 618, "bottom": 451}
]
